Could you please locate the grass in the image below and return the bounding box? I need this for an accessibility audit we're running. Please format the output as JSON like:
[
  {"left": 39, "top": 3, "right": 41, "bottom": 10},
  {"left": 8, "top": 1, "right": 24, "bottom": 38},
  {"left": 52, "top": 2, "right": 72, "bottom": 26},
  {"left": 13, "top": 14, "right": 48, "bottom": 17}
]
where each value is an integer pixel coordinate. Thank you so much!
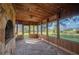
[
  {"left": 17, "top": 32, "right": 79, "bottom": 43},
  {"left": 60, "top": 34, "right": 79, "bottom": 43},
  {"left": 48, "top": 30, "right": 79, "bottom": 43},
  {"left": 48, "top": 33, "right": 79, "bottom": 43}
]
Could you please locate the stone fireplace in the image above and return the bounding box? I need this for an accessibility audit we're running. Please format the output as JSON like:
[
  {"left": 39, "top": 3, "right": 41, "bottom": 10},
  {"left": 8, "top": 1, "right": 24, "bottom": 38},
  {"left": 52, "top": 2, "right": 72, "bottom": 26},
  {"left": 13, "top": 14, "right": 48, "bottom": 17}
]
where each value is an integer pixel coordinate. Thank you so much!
[
  {"left": 0, "top": 4, "right": 16, "bottom": 54},
  {"left": 5, "top": 20, "right": 14, "bottom": 44}
]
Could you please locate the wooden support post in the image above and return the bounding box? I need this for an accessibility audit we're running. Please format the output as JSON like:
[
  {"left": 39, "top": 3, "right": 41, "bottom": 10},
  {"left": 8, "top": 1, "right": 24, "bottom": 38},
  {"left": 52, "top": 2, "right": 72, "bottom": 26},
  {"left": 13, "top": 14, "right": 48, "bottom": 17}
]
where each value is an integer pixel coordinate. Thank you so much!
[
  {"left": 57, "top": 8, "right": 62, "bottom": 39},
  {"left": 33, "top": 24, "right": 35, "bottom": 34},
  {"left": 22, "top": 24, "right": 24, "bottom": 37},
  {"left": 29, "top": 24, "right": 30, "bottom": 36},
  {"left": 57, "top": 19, "right": 60, "bottom": 39},
  {"left": 16, "top": 22, "right": 18, "bottom": 35},
  {"left": 41, "top": 22, "right": 42, "bottom": 35},
  {"left": 37, "top": 25, "right": 38, "bottom": 34},
  {"left": 46, "top": 19, "right": 48, "bottom": 36}
]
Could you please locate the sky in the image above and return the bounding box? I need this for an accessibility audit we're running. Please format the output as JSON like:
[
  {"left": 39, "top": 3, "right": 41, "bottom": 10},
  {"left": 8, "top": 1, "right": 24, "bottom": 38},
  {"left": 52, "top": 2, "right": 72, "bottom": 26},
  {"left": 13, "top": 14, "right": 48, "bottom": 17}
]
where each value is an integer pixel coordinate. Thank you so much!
[
  {"left": 48, "top": 16, "right": 79, "bottom": 31},
  {"left": 59, "top": 16, "right": 79, "bottom": 31}
]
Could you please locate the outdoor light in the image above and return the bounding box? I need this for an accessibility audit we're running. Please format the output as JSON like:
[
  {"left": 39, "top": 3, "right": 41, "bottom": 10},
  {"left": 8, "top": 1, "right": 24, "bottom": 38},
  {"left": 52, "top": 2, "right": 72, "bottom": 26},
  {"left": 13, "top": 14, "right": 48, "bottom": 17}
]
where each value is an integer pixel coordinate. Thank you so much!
[{"left": 30, "top": 15, "right": 33, "bottom": 19}]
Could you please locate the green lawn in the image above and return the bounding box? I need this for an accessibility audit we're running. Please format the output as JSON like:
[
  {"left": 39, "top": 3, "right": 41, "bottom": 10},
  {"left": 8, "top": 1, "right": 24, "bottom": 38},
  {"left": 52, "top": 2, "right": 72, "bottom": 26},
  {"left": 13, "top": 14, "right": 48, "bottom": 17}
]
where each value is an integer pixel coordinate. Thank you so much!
[
  {"left": 48, "top": 30, "right": 79, "bottom": 43},
  {"left": 18, "top": 32, "right": 79, "bottom": 43},
  {"left": 24, "top": 33, "right": 29, "bottom": 39},
  {"left": 48, "top": 33, "right": 79, "bottom": 43},
  {"left": 60, "top": 34, "right": 79, "bottom": 43}
]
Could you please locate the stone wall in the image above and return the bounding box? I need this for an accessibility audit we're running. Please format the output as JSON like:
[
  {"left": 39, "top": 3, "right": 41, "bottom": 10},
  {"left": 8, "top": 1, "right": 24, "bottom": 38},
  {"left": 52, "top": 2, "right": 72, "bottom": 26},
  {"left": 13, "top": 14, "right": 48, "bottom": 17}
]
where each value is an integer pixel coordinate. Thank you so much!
[{"left": 0, "top": 4, "right": 15, "bottom": 54}]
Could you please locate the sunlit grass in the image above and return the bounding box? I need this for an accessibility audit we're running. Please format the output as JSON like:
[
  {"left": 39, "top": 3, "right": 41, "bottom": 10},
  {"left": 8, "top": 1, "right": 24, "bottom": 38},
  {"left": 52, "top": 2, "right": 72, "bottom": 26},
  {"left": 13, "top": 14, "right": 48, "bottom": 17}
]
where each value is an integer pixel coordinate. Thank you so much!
[
  {"left": 17, "top": 32, "right": 22, "bottom": 35},
  {"left": 17, "top": 31, "right": 79, "bottom": 43},
  {"left": 60, "top": 34, "right": 79, "bottom": 43}
]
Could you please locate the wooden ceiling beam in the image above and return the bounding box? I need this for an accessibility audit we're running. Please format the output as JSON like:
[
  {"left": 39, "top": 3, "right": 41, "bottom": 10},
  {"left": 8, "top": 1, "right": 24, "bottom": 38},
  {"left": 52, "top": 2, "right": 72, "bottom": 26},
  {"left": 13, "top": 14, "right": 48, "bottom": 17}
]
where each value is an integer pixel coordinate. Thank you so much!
[
  {"left": 16, "top": 10, "right": 45, "bottom": 22},
  {"left": 16, "top": 11, "right": 44, "bottom": 19},
  {"left": 26, "top": 4, "right": 53, "bottom": 16},
  {"left": 16, "top": 16, "right": 40, "bottom": 22},
  {"left": 14, "top": 6, "right": 49, "bottom": 22},
  {"left": 14, "top": 5, "right": 48, "bottom": 18},
  {"left": 32, "top": 4, "right": 58, "bottom": 15},
  {"left": 15, "top": 4, "right": 53, "bottom": 17},
  {"left": 16, "top": 20, "right": 39, "bottom": 25}
]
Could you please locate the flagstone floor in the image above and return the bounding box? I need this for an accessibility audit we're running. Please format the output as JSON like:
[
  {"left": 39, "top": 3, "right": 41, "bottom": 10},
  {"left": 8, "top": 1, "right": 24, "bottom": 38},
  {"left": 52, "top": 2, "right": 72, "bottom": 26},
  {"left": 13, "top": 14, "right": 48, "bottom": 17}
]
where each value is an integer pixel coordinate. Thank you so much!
[{"left": 15, "top": 38, "right": 70, "bottom": 55}]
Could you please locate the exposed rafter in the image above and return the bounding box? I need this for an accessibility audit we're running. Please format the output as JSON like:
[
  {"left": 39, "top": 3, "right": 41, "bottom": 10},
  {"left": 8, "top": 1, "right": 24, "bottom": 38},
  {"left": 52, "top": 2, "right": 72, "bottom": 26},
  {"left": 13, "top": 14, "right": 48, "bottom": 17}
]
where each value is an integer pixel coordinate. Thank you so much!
[{"left": 13, "top": 3, "right": 79, "bottom": 24}]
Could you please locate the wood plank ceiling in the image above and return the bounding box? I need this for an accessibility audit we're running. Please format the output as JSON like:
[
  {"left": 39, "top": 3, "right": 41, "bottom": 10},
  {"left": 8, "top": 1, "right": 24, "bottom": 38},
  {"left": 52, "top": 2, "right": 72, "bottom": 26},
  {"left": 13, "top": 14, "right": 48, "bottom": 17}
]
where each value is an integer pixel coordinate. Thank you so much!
[{"left": 13, "top": 3, "right": 79, "bottom": 25}]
